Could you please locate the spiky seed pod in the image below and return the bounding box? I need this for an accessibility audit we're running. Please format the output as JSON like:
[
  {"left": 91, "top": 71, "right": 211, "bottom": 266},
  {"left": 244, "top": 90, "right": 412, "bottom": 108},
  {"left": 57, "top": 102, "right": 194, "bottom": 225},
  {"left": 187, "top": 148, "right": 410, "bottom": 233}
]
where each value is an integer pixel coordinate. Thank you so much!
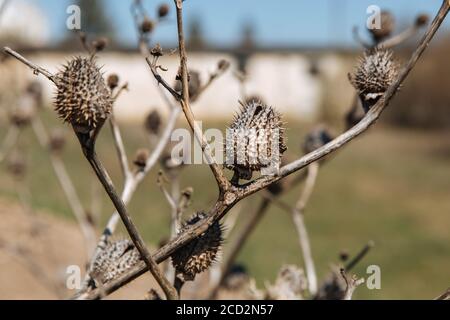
[
  {"left": 91, "top": 239, "right": 141, "bottom": 284},
  {"left": 158, "top": 4, "right": 170, "bottom": 18},
  {"left": 144, "top": 110, "right": 161, "bottom": 135},
  {"left": 349, "top": 48, "right": 398, "bottom": 112},
  {"left": 174, "top": 69, "right": 201, "bottom": 100},
  {"left": 217, "top": 59, "right": 230, "bottom": 72},
  {"left": 141, "top": 18, "right": 155, "bottom": 34},
  {"left": 171, "top": 212, "right": 223, "bottom": 281},
  {"left": 49, "top": 129, "right": 66, "bottom": 153},
  {"left": 145, "top": 289, "right": 162, "bottom": 300},
  {"left": 368, "top": 10, "right": 395, "bottom": 43},
  {"left": 92, "top": 37, "right": 108, "bottom": 52},
  {"left": 133, "top": 148, "right": 149, "bottom": 169},
  {"left": 416, "top": 14, "right": 429, "bottom": 27},
  {"left": 339, "top": 250, "right": 350, "bottom": 262},
  {"left": 314, "top": 266, "right": 348, "bottom": 300},
  {"left": 225, "top": 102, "right": 287, "bottom": 180},
  {"left": 107, "top": 74, "right": 119, "bottom": 90},
  {"left": 265, "top": 265, "right": 307, "bottom": 300},
  {"left": 54, "top": 57, "right": 112, "bottom": 133},
  {"left": 303, "top": 126, "right": 334, "bottom": 154},
  {"left": 150, "top": 43, "right": 163, "bottom": 57},
  {"left": 223, "top": 264, "right": 250, "bottom": 290}
]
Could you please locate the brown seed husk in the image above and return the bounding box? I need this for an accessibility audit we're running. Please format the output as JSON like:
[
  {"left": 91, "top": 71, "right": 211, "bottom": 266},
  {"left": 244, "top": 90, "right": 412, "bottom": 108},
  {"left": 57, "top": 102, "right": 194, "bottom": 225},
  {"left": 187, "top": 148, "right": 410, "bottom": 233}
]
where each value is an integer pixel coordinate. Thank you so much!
[
  {"left": 54, "top": 57, "right": 112, "bottom": 133},
  {"left": 171, "top": 212, "right": 223, "bottom": 281}
]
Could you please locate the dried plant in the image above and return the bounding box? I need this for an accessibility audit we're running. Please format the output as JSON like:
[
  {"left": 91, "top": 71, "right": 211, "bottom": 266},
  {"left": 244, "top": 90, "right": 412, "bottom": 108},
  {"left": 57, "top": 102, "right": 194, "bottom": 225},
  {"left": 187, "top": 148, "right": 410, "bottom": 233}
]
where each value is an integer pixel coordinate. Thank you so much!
[
  {"left": 225, "top": 101, "right": 287, "bottom": 182},
  {"left": 349, "top": 48, "right": 399, "bottom": 112},
  {"left": 172, "top": 212, "right": 224, "bottom": 295},
  {"left": 2, "top": 0, "right": 449, "bottom": 301}
]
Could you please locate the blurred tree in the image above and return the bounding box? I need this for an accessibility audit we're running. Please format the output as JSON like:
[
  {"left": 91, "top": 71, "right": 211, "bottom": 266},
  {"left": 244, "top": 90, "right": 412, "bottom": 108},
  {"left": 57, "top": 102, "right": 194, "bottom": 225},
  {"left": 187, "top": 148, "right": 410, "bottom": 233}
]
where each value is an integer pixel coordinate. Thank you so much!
[
  {"left": 76, "top": 0, "right": 115, "bottom": 38},
  {"left": 58, "top": 0, "right": 116, "bottom": 49},
  {"left": 187, "top": 16, "right": 205, "bottom": 50},
  {"left": 235, "top": 22, "right": 256, "bottom": 73},
  {"left": 239, "top": 22, "right": 255, "bottom": 51}
]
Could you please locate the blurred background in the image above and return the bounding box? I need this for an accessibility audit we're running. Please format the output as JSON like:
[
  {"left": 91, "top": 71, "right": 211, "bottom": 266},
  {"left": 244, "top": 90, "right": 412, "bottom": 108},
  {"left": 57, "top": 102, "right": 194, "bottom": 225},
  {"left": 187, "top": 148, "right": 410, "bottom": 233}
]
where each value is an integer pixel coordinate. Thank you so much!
[{"left": 0, "top": 0, "right": 449, "bottom": 299}]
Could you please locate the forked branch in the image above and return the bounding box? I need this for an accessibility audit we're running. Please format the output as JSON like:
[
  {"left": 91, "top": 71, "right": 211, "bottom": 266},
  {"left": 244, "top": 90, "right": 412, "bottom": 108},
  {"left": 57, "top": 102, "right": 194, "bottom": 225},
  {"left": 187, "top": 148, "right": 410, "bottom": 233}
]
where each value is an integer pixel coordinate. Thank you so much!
[{"left": 173, "top": 0, "right": 230, "bottom": 192}]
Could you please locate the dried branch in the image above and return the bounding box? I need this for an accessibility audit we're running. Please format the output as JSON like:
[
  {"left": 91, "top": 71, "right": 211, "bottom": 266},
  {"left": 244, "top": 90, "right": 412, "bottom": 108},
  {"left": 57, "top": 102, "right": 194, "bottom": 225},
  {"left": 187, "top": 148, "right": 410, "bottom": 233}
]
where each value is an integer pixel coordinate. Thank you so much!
[
  {"left": 340, "top": 269, "right": 365, "bottom": 300},
  {"left": 173, "top": 186, "right": 192, "bottom": 235},
  {"left": 3, "top": 47, "right": 56, "bottom": 83},
  {"left": 78, "top": 106, "right": 180, "bottom": 294},
  {"left": 435, "top": 288, "right": 450, "bottom": 300},
  {"left": 379, "top": 17, "right": 428, "bottom": 49},
  {"left": 353, "top": 13, "right": 429, "bottom": 50},
  {"left": 81, "top": 94, "right": 180, "bottom": 293},
  {"left": 80, "top": 140, "right": 178, "bottom": 300},
  {"left": 157, "top": 171, "right": 178, "bottom": 211},
  {"left": 344, "top": 241, "right": 375, "bottom": 272},
  {"left": 109, "top": 82, "right": 131, "bottom": 179},
  {"left": 190, "top": 60, "right": 230, "bottom": 102},
  {"left": 2, "top": 46, "right": 179, "bottom": 299},
  {"left": 291, "top": 162, "right": 319, "bottom": 296},
  {"left": 147, "top": 56, "right": 182, "bottom": 101},
  {"left": 109, "top": 115, "right": 131, "bottom": 180},
  {"left": 172, "top": 0, "right": 230, "bottom": 191}
]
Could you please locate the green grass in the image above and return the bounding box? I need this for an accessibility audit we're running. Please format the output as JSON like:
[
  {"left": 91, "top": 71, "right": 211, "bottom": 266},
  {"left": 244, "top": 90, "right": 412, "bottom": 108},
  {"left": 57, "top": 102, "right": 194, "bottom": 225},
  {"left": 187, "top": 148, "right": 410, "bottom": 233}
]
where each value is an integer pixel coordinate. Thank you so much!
[{"left": 1, "top": 109, "right": 449, "bottom": 299}]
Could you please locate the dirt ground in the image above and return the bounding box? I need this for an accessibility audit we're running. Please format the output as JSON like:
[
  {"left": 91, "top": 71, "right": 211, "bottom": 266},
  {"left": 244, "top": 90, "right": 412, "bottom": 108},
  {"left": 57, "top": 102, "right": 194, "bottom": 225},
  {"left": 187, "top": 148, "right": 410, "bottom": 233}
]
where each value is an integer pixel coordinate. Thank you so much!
[
  {"left": 0, "top": 198, "right": 249, "bottom": 300},
  {"left": 0, "top": 198, "right": 165, "bottom": 300}
]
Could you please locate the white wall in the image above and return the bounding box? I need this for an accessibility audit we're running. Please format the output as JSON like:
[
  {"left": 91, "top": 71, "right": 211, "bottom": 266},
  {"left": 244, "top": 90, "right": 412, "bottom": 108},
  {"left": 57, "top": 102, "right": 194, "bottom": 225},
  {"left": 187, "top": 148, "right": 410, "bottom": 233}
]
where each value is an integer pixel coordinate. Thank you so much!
[{"left": 2, "top": 51, "right": 353, "bottom": 123}]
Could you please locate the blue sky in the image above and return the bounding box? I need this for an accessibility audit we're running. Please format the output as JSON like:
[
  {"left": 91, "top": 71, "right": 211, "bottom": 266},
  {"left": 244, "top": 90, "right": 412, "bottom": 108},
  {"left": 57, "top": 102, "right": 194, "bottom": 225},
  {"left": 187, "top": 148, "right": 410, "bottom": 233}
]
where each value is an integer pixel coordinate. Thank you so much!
[{"left": 28, "top": 0, "right": 450, "bottom": 47}]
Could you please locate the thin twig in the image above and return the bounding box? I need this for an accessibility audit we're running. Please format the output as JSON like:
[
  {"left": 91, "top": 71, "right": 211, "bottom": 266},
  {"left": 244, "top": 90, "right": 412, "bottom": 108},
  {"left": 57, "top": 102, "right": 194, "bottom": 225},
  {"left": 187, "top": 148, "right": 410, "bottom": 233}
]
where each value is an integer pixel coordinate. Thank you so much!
[
  {"left": 190, "top": 63, "right": 230, "bottom": 102},
  {"left": 379, "top": 23, "right": 425, "bottom": 49},
  {"left": 344, "top": 241, "right": 375, "bottom": 272},
  {"left": 157, "top": 171, "right": 178, "bottom": 211},
  {"left": 81, "top": 142, "right": 178, "bottom": 300},
  {"left": 109, "top": 83, "right": 131, "bottom": 179},
  {"left": 340, "top": 268, "right": 365, "bottom": 300},
  {"left": 146, "top": 56, "right": 182, "bottom": 100},
  {"left": 291, "top": 162, "right": 319, "bottom": 296},
  {"left": 81, "top": 100, "right": 180, "bottom": 292},
  {"left": 434, "top": 288, "right": 450, "bottom": 300},
  {"left": 173, "top": 0, "right": 229, "bottom": 192},
  {"left": 3, "top": 47, "right": 56, "bottom": 83},
  {"left": 109, "top": 115, "right": 131, "bottom": 180}
]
